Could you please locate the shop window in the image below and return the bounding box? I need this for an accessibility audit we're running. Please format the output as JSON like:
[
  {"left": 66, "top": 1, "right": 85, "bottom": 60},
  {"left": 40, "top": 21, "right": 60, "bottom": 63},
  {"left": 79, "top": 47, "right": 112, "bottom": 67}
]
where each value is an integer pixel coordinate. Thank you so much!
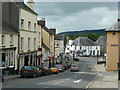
[{"left": 2, "top": 53, "right": 6, "bottom": 67}]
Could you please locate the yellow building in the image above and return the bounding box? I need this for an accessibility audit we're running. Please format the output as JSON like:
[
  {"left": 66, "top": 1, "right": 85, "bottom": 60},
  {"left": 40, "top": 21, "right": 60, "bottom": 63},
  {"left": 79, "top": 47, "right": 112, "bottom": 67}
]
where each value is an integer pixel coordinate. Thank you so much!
[
  {"left": 38, "top": 18, "right": 50, "bottom": 67},
  {"left": 105, "top": 21, "right": 120, "bottom": 71},
  {"left": 38, "top": 19, "right": 56, "bottom": 67},
  {"left": 49, "top": 28, "right": 56, "bottom": 58}
]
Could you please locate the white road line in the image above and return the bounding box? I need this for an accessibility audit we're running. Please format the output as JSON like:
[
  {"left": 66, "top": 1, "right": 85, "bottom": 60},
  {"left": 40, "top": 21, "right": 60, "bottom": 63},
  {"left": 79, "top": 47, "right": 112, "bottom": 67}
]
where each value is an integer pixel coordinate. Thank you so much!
[
  {"left": 43, "top": 86, "right": 50, "bottom": 88},
  {"left": 54, "top": 81, "right": 64, "bottom": 85},
  {"left": 73, "top": 75, "right": 78, "bottom": 78},
  {"left": 99, "top": 73, "right": 103, "bottom": 76},
  {"left": 65, "top": 79, "right": 70, "bottom": 80},
  {"left": 73, "top": 79, "right": 82, "bottom": 83},
  {"left": 37, "top": 83, "right": 44, "bottom": 84}
]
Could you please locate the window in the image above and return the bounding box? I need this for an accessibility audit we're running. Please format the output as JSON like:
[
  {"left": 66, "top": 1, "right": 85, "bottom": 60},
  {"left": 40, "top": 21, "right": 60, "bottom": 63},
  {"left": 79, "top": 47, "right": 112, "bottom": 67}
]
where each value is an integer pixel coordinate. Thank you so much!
[
  {"left": 57, "top": 44, "right": 59, "bottom": 46},
  {"left": 80, "top": 46, "right": 81, "bottom": 50},
  {"left": 10, "top": 35, "right": 13, "bottom": 45},
  {"left": 112, "top": 31, "right": 116, "bottom": 35},
  {"left": 28, "top": 38, "right": 30, "bottom": 50},
  {"left": 1, "top": 35, "right": 5, "bottom": 46},
  {"left": 21, "top": 37, "right": 24, "bottom": 50},
  {"left": 21, "top": 19, "right": 24, "bottom": 28},
  {"left": 28, "top": 21, "right": 31, "bottom": 30},
  {"left": 34, "top": 23, "right": 36, "bottom": 31},
  {"left": 34, "top": 38, "right": 36, "bottom": 49},
  {"left": 67, "top": 48, "right": 69, "bottom": 50}
]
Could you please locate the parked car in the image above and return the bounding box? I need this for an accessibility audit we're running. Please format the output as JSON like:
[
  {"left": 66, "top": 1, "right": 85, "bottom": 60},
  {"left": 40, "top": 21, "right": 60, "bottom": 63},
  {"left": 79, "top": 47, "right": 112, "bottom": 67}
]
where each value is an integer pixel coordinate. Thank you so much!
[
  {"left": 73, "top": 58, "right": 79, "bottom": 61},
  {"left": 70, "top": 64, "right": 80, "bottom": 72},
  {"left": 44, "top": 67, "right": 52, "bottom": 75},
  {"left": 20, "top": 66, "right": 42, "bottom": 78},
  {"left": 55, "top": 65, "right": 65, "bottom": 72},
  {"left": 50, "top": 66, "right": 59, "bottom": 74},
  {"left": 37, "top": 66, "right": 50, "bottom": 76}
]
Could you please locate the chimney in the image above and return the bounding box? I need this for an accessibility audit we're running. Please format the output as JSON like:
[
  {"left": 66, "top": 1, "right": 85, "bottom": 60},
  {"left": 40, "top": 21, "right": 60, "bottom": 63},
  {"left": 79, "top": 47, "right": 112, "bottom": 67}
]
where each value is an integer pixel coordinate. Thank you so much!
[
  {"left": 38, "top": 18, "right": 46, "bottom": 27},
  {"left": 27, "top": 0, "right": 34, "bottom": 10},
  {"left": 49, "top": 28, "right": 56, "bottom": 34}
]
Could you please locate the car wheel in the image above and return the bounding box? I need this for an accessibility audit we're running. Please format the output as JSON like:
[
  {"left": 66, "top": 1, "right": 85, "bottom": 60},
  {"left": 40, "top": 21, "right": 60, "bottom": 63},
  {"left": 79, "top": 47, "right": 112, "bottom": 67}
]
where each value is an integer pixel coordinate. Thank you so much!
[
  {"left": 21, "top": 75, "right": 24, "bottom": 78},
  {"left": 33, "top": 73, "right": 36, "bottom": 78}
]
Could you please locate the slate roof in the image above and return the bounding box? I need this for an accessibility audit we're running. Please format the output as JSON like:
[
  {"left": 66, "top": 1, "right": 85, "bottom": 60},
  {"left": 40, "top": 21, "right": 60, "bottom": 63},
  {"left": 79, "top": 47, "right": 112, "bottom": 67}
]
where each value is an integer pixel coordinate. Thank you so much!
[
  {"left": 1, "top": 22, "right": 19, "bottom": 34},
  {"left": 55, "top": 34, "right": 64, "bottom": 40},
  {"left": 95, "top": 36, "right": 107, "bottom": 46},
  {"left": 105, "top": 22, "right": 120, "bottom": 31},
  {"left": 73, "top": 37, "right": 97, "bottom": 46},
  {"left": 16, "top": 2, "right": 38, "bottom": 15}
]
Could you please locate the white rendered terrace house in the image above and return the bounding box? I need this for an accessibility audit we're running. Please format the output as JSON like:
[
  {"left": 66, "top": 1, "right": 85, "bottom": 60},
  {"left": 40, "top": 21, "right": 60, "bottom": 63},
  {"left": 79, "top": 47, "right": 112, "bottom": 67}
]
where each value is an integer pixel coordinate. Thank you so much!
[
  {"left": 17, "top": 1, "right": 39, "bottom": 70},
  {"left": 73, "top": 37, "right": 100, "bottom": 56}
]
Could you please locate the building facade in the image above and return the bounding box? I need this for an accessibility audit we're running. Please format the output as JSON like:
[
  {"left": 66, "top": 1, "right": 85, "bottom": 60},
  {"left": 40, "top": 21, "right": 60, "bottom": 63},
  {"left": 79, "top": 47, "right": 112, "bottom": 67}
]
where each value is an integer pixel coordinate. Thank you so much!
[
  {"left": 1, "top": 2, "right": 19, "bottom": 74},
  {"left": 65, "top": 37, "right": 100, "bottom": 57},
  {"left": 55, "top": 34, "right": 64, "bottom": 63},
  {"left": 17, "top": 2, "right": 39, "bottom": 70},
  {"left": 105, "top": 21, "right": 120, "bottom": 71}
]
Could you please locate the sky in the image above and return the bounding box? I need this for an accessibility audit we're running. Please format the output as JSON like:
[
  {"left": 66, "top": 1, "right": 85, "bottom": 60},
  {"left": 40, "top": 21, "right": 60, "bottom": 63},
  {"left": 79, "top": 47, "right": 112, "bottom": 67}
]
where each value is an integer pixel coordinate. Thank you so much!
[{"left": 25, "top": 1, "right": 118, "bottom": 33}]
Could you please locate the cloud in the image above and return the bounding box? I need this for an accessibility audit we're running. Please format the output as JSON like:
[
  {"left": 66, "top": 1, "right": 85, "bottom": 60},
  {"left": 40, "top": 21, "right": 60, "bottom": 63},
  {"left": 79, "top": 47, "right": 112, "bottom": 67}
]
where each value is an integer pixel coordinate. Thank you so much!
[{"left": 34, "top": 2, "right": 118, "bottom": 33}]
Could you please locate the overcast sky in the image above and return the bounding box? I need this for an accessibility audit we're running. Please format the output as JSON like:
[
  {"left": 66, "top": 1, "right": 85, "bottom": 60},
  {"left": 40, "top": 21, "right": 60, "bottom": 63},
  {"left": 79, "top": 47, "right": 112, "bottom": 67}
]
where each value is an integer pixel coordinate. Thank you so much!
[{"left": 33, "top": 2, "right": 118, "bottom": 33}]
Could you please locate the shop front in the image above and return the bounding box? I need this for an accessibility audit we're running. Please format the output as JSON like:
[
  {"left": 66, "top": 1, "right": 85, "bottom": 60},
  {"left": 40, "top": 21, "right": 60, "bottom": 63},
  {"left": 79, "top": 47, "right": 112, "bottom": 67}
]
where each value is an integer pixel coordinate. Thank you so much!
[
  {"left": 0, "top": 47, "right": 16, "bottom": 75},
  {"left": 19, "top": 51, "right": 37, "bottom": 71}
]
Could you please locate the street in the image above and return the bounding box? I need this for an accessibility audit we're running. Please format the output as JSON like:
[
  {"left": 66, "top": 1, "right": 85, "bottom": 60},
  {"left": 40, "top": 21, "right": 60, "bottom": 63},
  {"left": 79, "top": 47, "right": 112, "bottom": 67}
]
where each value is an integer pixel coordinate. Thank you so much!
[{"left": 2, "top": 57, "right": 98, "bottom": 89}]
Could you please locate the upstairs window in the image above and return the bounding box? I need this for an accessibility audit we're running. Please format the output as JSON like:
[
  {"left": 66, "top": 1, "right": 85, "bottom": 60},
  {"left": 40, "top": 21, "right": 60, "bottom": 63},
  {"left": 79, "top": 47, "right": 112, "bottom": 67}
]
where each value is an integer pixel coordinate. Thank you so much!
[
  {"left": 21, "top": 19, "right": 24, "bottom": 29},
  {"left": 28, "top": 38, "right": 30, "bottom": 50},
  {"left": 34, "top": 38, "right": 36, "bottom": 49},
  {"left": 21, "top": 37, "right": 24, "bottom": 50},
  {"left": 28, "top": 21, "right": 31, "bottom": 30},
  {"left": 10, "top": 35, "right": 13, "bottom": 45},
  {"left": 1, "top": 35, "right": 5, "bottom": 46},
  {"left": 34, "top": 23, "right": 36, "bottom": 31}
]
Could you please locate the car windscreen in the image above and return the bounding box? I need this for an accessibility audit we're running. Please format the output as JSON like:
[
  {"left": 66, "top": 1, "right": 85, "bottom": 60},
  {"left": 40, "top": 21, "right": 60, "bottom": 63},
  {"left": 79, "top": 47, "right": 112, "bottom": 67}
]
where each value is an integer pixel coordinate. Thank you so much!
[
  {"left": 38, "top": 66, "right": 43, "bottom": 69},
  {"left": 71, "top": 65, "right": 78, "bottom": 67},
  {"left": 21, "top": 66, "right": 32, "bottom": 70}
]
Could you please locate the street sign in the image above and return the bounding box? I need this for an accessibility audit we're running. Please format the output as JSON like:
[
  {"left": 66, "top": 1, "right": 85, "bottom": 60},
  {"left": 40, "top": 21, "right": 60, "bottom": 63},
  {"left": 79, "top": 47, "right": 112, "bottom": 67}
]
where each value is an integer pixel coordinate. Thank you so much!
[{"left": 111, "top": 45, "right": 120, "bottom": 46}]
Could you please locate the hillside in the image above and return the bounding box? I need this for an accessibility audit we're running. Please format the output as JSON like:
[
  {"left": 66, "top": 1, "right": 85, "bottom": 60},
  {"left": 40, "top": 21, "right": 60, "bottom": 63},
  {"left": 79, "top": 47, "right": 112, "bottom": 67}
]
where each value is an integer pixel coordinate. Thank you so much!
[{"left": 58, "top": 29, "right": 106, "bottom": 36}]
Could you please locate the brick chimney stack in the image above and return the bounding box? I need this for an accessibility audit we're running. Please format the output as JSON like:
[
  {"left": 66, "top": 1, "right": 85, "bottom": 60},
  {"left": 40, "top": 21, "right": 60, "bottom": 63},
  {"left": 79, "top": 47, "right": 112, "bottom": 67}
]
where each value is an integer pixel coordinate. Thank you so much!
[
  {"left": 37, "top": 18, "right": 46, "bottom": 27},
  {"left": 49, "top": 28, "right": 56, "bottom": 34}
]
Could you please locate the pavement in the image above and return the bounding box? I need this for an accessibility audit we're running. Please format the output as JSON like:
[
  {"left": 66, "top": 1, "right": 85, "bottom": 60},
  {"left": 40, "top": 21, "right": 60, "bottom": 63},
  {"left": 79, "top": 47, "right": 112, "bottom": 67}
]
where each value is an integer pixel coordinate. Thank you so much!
[
  {"left": 89, "top": 58, "right": 118, "bottom": 88},
  {"left": 4, "top": 74, "right": 20, "bottom": 80}
]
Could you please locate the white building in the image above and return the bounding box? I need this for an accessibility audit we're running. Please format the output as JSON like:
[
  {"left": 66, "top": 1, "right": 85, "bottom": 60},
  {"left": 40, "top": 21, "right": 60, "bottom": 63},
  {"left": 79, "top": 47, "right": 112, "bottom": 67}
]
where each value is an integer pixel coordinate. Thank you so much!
[
  {"left": 65, "top": 37, "right": 100, "bottom": 57},
  {"left": 55, "top": 34, "right": 64, "bottom": 63}
]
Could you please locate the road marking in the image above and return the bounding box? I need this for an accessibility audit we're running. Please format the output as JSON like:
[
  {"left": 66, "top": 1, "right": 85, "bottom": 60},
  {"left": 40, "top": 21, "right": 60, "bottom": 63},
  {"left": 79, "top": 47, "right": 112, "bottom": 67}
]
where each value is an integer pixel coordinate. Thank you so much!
[
  {"left": 73, "top": 79, "right": 82, "bottom": 83},
  {"left": 43, "top": 86, "right": 50, "bottom": 88},
  {"left": 37, "top": 83, "right": 44, "bottom": 84},
  {"left": 54, "top": 81, "right": 64, "bottom": 85},
  {"left": 98, "top": 73, "right": 103, "bottom": 76},
  {"left": 73, "top": 75, "right": 77, "bottom": 77},
  {"left": 65, "top": 79, "right": 70, "bottom": 80}
]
